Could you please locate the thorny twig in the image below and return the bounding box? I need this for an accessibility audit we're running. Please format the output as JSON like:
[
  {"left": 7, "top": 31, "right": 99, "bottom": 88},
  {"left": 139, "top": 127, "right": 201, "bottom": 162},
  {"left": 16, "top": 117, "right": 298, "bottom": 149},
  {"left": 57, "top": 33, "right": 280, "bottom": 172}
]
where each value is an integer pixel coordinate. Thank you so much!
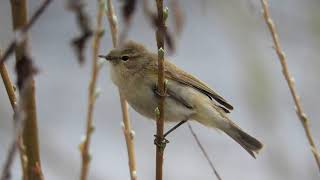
[
  {"left": 105, "top": 1, "right": 137, "bottom": 179},
  {"left": 260, "top": 0, "right": 320, "bottom": 171},
  {"left": 0, "top": 0, "right": 53, "bottom": 65},
  {"left": 187, "top": 123, "right": 222, "bottom": 180},
  {"left": 79, "top": 1, "right": 104, "bottom": 180},
  {"left": 67, "top": 0, "right": 93, "bottom": 64}
]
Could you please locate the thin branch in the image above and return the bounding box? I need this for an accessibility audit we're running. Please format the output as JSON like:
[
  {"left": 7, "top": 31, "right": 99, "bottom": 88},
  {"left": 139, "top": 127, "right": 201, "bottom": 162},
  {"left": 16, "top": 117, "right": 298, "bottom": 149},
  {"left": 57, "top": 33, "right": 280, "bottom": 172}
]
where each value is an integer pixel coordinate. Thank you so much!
[
  {"left": 260, "top": 0, "right": 320, "bottom": 171},
  {"left": 79, "top": 1, "right": 104, "bottom": 180},
  {"left": 0, "top": 62, "right": 17, "bottom": 108},
  {"left": 143, "top": 0, "right": 175, "bottom": 53},
  {"left": 105, "top": 1, "right": 137, "bottom": 180},
  {"left": 0, "top": 0, "right": 53, "bottom": 64},
  {"left": 0, "top": 50, "right": 20, "bottom": 180},
  {"left": 105, "top": 0, "right": 118, "bottom": 47},
  {"left": 154, "top": 1, "right": 166, "bottom": 180},
  {"left": 187, "top": 123, "right": 222, "bottom": 180},
  {"left": 9, "top": 1, "right": 48, "bottom": 179}
]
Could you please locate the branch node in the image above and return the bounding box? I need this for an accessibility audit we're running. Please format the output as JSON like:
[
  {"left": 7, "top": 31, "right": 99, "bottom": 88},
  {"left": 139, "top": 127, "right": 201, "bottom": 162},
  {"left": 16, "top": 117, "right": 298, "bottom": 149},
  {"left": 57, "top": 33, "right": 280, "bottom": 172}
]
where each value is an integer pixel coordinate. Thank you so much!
[
  {"left": 94, "top": 87, "right": 102, "bottom": 99},
  {"left": 130, "top": 130, "right": 135, "bottom": 139},
  {"left": 154, "top": 135, "right": 169, "bottom": 152},
  {"left": 163, "top": 7, "right": 169, "bottom": 22},
  {"left": 154, "top": 107, "right": 160, "bottom": 119}
]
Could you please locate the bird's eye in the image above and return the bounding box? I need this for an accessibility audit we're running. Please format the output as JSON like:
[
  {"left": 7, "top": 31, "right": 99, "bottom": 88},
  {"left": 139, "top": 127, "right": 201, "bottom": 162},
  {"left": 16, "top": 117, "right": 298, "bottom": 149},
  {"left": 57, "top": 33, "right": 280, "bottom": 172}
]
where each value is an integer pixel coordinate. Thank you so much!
[{"left": 121, "top": 55, "right": 129, "bottom": 61}]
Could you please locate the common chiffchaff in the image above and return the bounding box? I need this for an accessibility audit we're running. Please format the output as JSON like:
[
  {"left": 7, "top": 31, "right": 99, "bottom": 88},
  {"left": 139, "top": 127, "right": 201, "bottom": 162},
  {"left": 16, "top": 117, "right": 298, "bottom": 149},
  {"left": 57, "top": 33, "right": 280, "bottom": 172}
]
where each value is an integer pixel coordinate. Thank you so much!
[{"left": 100, "top": 41, "right": 263, "bottom": 158}]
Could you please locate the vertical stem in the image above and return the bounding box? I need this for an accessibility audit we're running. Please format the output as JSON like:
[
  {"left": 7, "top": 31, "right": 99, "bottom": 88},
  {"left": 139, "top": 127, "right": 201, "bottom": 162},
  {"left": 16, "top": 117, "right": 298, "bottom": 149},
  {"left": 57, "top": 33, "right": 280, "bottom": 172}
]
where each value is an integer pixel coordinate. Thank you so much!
[
  {"left": 105, "top": 1, "right": 137, "bottom": 179},
  {"left": 155, "top": 1, "right": 165, "bottom": 180},
  {"left": 260, "top": 0, "right": 320, "bottom": 172},
  {"left": 80, "top": 1, "right": 104, "bottom": 180},
  {"left": 119, "top": 94, "right": 137, "bottom": 180},
  {"left": 9, "top": 1, "right": 43, "bottom": 179}
]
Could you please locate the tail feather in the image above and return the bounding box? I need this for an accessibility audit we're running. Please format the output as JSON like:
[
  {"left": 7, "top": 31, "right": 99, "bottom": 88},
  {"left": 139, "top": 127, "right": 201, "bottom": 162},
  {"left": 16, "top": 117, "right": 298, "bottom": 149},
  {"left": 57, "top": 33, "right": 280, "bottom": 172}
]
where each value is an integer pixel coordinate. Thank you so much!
[{"left": 224, "top": 123, "right": 263, "bottom": 158}]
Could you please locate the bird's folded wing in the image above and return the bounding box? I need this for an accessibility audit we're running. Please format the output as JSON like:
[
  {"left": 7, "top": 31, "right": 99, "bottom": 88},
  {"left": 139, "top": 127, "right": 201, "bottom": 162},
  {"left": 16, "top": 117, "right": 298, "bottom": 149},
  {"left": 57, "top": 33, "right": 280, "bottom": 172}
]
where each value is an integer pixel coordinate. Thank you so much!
[{"left": 164, "top": 61, "right": 234, "bottom": 111}]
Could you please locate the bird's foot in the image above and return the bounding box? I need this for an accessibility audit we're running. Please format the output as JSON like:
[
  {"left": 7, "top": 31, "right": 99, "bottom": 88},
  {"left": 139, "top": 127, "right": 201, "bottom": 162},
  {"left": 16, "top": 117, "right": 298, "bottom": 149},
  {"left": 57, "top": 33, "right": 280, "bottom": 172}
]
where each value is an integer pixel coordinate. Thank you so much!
[{"left": 154, "top": 135, "right": 169, "bottom": 151}]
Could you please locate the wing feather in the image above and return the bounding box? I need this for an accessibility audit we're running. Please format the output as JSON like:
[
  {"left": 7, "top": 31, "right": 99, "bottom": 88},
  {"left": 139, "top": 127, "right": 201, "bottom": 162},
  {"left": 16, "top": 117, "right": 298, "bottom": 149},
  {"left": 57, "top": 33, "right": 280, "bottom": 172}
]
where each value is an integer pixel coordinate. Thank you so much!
[{"left": 164, "top": 61, "right": 234, "bottom": 111}]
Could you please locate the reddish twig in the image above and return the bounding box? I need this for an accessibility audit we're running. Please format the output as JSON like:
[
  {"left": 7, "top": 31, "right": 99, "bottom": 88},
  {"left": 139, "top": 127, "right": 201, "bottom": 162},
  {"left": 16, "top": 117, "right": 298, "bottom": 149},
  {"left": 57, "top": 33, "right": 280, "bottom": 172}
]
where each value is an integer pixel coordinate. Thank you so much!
[{"left": 154, "top": 1, "right": 166, "bottom": 180}]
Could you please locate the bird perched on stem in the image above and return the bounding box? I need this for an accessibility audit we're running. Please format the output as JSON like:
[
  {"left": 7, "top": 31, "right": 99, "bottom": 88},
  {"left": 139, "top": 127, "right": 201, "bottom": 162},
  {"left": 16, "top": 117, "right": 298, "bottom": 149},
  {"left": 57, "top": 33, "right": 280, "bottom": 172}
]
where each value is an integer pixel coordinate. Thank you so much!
[{"left": 100, "top": 41, "right": 263, "bottom": 158}]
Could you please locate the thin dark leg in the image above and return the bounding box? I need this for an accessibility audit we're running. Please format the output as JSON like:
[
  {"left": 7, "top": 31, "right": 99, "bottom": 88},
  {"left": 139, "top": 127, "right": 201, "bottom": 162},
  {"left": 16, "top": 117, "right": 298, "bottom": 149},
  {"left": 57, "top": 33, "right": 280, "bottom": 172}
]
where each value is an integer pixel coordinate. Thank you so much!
[
  {"left": 153, "top": 120, "right": 188, "bottom": 150},
  {"left": 164, "top": 120, "right": 187, "bottom": 137}
]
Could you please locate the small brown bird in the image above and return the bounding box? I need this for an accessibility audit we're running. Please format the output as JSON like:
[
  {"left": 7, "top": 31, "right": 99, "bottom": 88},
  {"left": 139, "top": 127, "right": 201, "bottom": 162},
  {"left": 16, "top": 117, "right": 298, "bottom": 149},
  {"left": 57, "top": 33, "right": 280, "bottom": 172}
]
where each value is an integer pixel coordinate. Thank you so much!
[{"left": 100, "top": 41, "right": 263, "bottom": 158}]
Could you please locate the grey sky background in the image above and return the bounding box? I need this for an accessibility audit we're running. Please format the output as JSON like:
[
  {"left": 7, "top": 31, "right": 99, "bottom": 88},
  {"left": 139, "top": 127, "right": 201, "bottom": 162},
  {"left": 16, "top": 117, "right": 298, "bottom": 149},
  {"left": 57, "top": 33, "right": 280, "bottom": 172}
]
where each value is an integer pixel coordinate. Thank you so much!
[{"left": 0, "top": 0, "right": 320, "bottom": 179}]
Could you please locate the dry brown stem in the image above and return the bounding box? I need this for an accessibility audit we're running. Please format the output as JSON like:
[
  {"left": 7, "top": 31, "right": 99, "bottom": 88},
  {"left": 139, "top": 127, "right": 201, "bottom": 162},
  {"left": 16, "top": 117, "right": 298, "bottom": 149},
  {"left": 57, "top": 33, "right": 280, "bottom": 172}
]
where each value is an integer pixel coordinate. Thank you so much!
[
  {"left": 0, "top": 62, "right": 17, "bottom": 108},
  {"left": 260, "top": 0, "right": 320, "bottom": 171},
  {"left": 0, "top": 50, "right": 20, "bottom": 180},
  {"left": 105, "top": 0, "right": 137, "bottom": 179},
  {"left": 9, "top": 0, "right": 49, "bottom": 179},
  {"left": 154, "top": 1, "right": 166, "bottom": 180},
  {"left": 79, "top": 1, "right": 104, "bottom": 180}
]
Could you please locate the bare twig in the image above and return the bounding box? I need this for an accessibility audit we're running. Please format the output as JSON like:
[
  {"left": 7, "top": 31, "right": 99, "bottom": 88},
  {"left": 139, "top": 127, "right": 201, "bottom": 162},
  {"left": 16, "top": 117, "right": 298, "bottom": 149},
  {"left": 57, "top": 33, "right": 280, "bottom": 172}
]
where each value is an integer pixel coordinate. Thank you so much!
[
  {"left": 67, "top": 0, "right": 93, "bottom": 64},
  {"left": 0, "top": 50, "right": 18, "bottom": 180},
  {"left": 260, "top": 0, "right": 320, "bottom": 171},
  {"left": 105, "top": 0, "right": 118, "bottom": 47},
  {"left": 154, "top": 1, "right": 166, "bottom": 180},
  {"left": 187, "top": 123, "right": 222, "bottom": 180},
  {"left": 79, "top": 1, "right": 104, "bottom": 180},
  {"left": 143, "top": 0, "right": 175, "bottom": 53},
  {"left": 0, "top": 63, "right": 17, "bottom": 108},
  {"left": 105, "top": 1, "right": 137, "bottom": 179},
  {"left": 119, "top": 94, "right": 137, "bottom": 180},
  {"left": 0, "top": 0, "right": 53, "bottom": 64},
  {"left": 0, "top": 104, "right": 28, "bottom": 180},
  {"left": 0, "top": 140, "right": 18, "bottom": 180},
  {"left": 9, "top": 1, "right": 48, "bottom": 179}
]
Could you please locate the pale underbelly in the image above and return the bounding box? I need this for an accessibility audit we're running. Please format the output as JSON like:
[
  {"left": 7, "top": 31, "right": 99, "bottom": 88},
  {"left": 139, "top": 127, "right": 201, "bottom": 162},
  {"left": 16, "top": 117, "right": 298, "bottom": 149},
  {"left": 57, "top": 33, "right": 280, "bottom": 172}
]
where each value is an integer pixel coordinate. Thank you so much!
[{"left": 121, "top": 86, "right": 194, "bottom": 122}]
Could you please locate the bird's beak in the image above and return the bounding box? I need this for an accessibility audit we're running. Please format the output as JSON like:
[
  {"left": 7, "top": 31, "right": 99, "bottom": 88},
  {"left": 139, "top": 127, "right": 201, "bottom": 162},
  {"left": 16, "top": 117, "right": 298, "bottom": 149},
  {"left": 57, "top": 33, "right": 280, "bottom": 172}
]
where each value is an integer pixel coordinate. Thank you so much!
[
  {"left": 98, "top": 54, "right": 118, "bottom": 61},
  {"left": 98, "top": 55, "right": 109, "bottom": 60}
]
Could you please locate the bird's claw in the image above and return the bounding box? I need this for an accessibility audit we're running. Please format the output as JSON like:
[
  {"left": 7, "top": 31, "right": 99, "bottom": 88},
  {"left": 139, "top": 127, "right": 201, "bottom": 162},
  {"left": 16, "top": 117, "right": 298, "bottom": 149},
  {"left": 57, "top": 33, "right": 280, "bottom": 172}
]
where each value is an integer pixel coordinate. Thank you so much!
[{"left": 154, "top": 135, "right": 169, "bottom": 151}]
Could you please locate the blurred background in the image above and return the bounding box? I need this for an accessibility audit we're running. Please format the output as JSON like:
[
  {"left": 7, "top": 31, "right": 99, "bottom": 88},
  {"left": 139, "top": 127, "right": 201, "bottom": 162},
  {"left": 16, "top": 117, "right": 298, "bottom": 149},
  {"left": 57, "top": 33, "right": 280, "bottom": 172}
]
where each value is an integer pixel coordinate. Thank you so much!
[{"left": 0, "top": 0, "right": 319, "bottom": 179}]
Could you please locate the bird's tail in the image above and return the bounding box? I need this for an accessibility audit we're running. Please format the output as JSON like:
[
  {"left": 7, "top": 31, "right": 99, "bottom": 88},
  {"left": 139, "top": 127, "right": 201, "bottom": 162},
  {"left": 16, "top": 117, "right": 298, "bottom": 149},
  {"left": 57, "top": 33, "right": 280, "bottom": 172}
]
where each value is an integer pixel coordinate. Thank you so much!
[{"left": 222, "top": 122, "right": 263, "bottom": 158}]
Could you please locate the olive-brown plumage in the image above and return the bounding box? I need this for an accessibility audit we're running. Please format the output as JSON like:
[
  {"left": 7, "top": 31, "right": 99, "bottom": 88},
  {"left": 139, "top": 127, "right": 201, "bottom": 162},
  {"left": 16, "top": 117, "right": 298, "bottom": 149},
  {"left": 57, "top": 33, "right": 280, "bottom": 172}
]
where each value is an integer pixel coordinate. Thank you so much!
[{"left": 101, "top": 41, "right": 263, "bottom": 158}]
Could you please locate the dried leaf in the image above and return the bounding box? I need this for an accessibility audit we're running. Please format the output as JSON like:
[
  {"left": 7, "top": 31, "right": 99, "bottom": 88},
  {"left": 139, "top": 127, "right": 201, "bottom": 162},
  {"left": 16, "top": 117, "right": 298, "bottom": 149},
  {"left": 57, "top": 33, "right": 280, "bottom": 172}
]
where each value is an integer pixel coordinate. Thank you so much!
[
  {"left": 122, "top": 0, "right": 137, "bottom": 23},
  {"left": 143, "top": 1, "right": 175, "bottom": 53},
  {"left": 67, "top": 0, "right": 93, "bottom": 64},
  {"left": 15, "top": 53, "right": 38, "bottom": 91}
]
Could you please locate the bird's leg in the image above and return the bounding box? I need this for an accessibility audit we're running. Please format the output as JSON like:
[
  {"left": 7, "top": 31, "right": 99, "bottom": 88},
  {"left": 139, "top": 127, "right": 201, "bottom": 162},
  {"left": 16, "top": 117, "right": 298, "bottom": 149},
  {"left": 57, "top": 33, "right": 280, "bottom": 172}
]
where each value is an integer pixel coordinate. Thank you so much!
[
  {"left": 154, "top": 135, "right": 169, "bottom": 151},
  {"left": 154, "top": 120, "right": 187, "bottom": 150},
  {"left": 164, "top": 120, "right": 187, "bottom": 137}
]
